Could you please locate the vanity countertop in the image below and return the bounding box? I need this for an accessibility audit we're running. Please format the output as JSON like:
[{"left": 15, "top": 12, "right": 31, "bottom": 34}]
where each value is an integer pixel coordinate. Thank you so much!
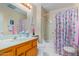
[{"left": 0, "top": 37, "right": 38, "bottom": 50}]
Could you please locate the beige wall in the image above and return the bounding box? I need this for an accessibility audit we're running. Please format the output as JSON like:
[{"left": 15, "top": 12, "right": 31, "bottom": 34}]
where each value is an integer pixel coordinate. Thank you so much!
[
  {"left": 41, "top": 7, "right": 49, "bottom": 41},
  {"left": 36, "top": 4, "right": 42, "bottom": 43},
  {"left": 32, "top": 4, "right": 49, "bottom": 42},
  {"left": 32, "top": 4, "right": 43, "bottom": 43},
  {"left": 0, "top": 4, "right": 27, "bottom": 34}
]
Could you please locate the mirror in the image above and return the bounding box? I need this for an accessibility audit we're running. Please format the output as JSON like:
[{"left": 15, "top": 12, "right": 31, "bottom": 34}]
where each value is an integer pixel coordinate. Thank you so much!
[{"left": 0, "top": 3, "right": 32, "bottom": 35}]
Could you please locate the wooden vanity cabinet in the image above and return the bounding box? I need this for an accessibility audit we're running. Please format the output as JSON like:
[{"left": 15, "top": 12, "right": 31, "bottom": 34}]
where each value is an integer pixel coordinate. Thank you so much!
[
  {"left": 16, "top": 40, "right": 32, "bottom": 56},
  {"left": 26, "top": 39, "right": 38, "bottom": 56},
  {"left": 0, "top": 47, "right": 15, "bottom": 56},
  {"left": 18, "top": 53, "right": 25, "bottom": 56},
  {"left": 0, "top": 38, "right": 38, "bottom": 56},
  {"left": 26, "top": 46, "right": 38, "bottom": 56}
]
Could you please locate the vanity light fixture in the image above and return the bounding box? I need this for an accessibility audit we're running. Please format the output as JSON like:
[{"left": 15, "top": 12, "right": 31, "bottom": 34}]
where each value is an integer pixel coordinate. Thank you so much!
[{"left": 21, "top": 3, "right": 32, "bottom": 10}]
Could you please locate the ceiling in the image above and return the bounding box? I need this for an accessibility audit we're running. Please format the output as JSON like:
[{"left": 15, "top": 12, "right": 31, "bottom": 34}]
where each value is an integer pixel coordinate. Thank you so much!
[
  {"left": 41, "top": 3, "right": 75, "bottom": 11},
  {"left": 0, "top": 3, "right": 27, "bottom": 15}
]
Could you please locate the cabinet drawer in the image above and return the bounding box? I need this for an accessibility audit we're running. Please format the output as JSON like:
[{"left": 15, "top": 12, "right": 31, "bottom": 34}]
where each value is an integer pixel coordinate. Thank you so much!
[
  {"left": 33, "top": 40, "right": 37, "bottom": 47},
  {"left": 16, "top": 41, "right": 32, "bottom": 55}
]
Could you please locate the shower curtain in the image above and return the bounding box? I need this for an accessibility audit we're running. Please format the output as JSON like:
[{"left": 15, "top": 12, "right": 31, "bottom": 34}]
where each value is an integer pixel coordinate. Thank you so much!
[
  {"left": 55, "top": 8, "right": 79, "bottom": 55},
  {"left": 18, "top": 19, "right": 26, "bottom": 33}
]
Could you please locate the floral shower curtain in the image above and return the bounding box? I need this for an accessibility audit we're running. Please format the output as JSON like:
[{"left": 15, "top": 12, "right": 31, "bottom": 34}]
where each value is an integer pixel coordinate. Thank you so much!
[{"left": 55, "top": 8, "right": 79, "bottom": 55}]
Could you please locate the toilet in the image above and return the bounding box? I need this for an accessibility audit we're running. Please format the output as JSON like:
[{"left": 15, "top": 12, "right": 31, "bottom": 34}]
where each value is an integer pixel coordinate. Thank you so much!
[{"left": 63, "top": 46, "right": 77, "bottom": 56}]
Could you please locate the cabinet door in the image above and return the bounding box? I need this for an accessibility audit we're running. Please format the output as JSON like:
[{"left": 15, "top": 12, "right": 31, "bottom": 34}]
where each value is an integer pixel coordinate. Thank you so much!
[
  {"left": 26, "top": 47, "right": 38, "bottom": 56},
  {"left": 32, "top": 39, "right": 37, "bottom": 47},
  {"left": 0, "top": 48, "right": 14, "bottom": 56},
  {"left": 16, "top": 41, "right": 32, "bottom": 56}
]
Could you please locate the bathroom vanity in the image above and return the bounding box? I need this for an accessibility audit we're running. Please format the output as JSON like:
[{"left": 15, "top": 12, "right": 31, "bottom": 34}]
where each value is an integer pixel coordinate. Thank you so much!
[
  {"left": 0, "top": 3, "right": 38, "bottom": 56},
  {"left": 0, "top": 37, "right": 38, "bottom": 56}
]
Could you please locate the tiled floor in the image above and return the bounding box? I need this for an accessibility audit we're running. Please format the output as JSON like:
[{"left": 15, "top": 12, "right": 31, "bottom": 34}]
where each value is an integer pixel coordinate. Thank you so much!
[{"left": 37, "top": 40, "right": 59, "bottom": 56}]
